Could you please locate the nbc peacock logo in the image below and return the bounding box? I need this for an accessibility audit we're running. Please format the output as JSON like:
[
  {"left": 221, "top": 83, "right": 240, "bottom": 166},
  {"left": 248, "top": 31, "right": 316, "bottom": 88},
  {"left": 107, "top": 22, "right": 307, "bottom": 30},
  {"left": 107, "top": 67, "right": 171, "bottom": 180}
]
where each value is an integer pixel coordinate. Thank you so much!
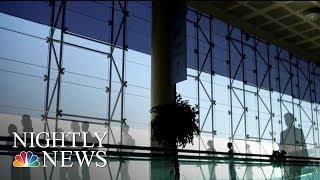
[{"left": 13, "top": 151, "right": 40, "bottom": 167}]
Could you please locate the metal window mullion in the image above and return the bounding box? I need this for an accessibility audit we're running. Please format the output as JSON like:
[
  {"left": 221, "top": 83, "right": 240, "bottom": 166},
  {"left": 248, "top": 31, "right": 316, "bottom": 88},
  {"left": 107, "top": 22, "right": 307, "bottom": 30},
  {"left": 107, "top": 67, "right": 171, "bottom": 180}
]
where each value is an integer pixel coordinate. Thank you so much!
[
  {"left": 119, "top": 0, "right": 128, "bottom": 146},
  {"left": 253, "top": 37, "right": 261, "bottom": 142},
  {"left": 107, "top": 1, "right": 115, "bottom": 145},
  {"left": 196, "top": 11, "right": 201, "bottom": 151},
  {"left": 276, "top": 48, "right": 284, "bottom": 148},
  {"left": 308, "top": 61, "right": 317, "bottom": 156},
  {"left": 266, "top": 43, "right": 274, "bottom": 149},
  {"left": 227, "top": 24, "right": 234, "bottom": 141},
  {"left": 43, "top": 0, "right": 57, "bottom": 136},
  {"left": 200, "top": 105, "right": 213, "bottom": 131},
  {"left": 231, "top": 88, "right": 245, "bottom": 109},
  {"left": 209, "top": 15, "right": 215, "bottom": 147},
  {"left": 261, "top": 116, "right": 272, "bottom": 139},
  {"left": 232, "top": 111, "right": 245, "bottom": 138},
  {"left": 312, "top": 64, "right": 320, "bottom": 147},
  {"left": 240, "top": 31, "right": 247, "bottom": 146},
  {"left": 295, "top": 57, "right": 305, "bottom": 151},
  {"left": 231, "top": 58, "right": 243, "bottom": 85},
  {"left": 54, "top": 0, "right": 67, "bottom": 132},
  {"left": 287, "top": 52, "right": 297, "bottom": 153},
  {"left": 199, "top": 47, "right": 211, "bottom": 75}
]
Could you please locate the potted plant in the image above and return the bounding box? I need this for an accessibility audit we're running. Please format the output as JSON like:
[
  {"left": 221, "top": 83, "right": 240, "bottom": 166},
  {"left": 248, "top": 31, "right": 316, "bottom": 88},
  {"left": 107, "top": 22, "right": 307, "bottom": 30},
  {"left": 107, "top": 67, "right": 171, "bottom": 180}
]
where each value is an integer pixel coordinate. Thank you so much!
[{"left": 151, "top": 94, "right": 200, "bottom": 180}]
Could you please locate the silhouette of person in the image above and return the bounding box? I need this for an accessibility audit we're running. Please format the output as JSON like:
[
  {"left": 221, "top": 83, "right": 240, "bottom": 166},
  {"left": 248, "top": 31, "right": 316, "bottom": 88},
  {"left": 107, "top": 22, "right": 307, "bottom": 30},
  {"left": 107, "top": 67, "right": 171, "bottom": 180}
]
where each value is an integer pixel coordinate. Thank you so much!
[
  {"left": 207, "top": 140, "right": 217, "bottom": 180},
  {"left": 67, "top": 122, "right": 81, "bottom": 180},
  {"left": 280, "top": 113, "right": 308, "bottom": 179},
  {"left": 7, "top": 124, "right": 22, "bottom": 180},
  {"left": 21, "top": 114, "right": 33, "bottom": 135},
  {"left": 21, "top": 115, "right": 33, "bottom": 180},
  {"left": 7, "top": 124, "right": 18, "bottom": 145},
  {"left": 82, "top": 122, "right": 98, "bottom": 144},
  {"left": 227, "top": 142, "right": 237, "bottom": 180},
  {"left": 245, "top": 144, "right": 253, "bottom": 180},
  {"left": 119, "top": 124, "right": 135, "bottom": 180}
]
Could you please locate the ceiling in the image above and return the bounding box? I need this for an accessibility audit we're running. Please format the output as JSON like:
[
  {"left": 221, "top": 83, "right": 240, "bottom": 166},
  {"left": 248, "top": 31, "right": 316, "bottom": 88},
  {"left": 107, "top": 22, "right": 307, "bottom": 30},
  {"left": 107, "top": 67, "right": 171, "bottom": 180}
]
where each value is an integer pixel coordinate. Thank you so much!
[{"left": 188, "top": 1, "right": 320, "bottom": 63}]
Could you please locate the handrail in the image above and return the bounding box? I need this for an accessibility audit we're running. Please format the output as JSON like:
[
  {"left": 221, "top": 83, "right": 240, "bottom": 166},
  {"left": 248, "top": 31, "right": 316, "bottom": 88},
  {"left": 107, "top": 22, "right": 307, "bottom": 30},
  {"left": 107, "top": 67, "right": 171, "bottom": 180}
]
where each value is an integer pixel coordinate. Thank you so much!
[{"left": 1, "top": 136, "right": 320, "bottom": 166}]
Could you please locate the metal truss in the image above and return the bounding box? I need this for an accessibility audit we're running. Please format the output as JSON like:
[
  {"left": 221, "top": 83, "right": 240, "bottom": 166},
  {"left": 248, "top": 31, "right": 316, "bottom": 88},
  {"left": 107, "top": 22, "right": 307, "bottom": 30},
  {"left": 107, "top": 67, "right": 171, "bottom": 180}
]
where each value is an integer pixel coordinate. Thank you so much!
[
  {"left": 188, "top": 9, "right": 216, "bottom": 150},
  {"left": 252, "top": 36, "right": 274, "bottom": 150},
  {"left": 276, "top": 47, "right": 318, "bottom": 156},
  {"left": 42, "top": 0, "right": 128, "bottom": 143},
  {"left": 42, "top": 1, "right": 67, "bottom": 179},
  {"left": 105, "top": 2, "right": 128, "bottom": 179},
  {"left": 186, "top": 8, "right": 318, "bottom": 157},
  {"left": 223, "top": 24, "right": 320, "bottom": 179},
  {"left": 226, "top": 25, "right": 249, "bottom": 149},
  {"left": 106, "top": 0, "right": 128, "bottom": 146},
  {"left": 226, "top": 25, "right": 275, "bottom": 153},
  {"left": 225, "top": 23, "right": 319, "bottom": 157},
  {"left": 41, "top": 0, "right": 128, "bottom": 179},
  {"left": 43, "top": 0, "right": 67, "bottom": 135}
]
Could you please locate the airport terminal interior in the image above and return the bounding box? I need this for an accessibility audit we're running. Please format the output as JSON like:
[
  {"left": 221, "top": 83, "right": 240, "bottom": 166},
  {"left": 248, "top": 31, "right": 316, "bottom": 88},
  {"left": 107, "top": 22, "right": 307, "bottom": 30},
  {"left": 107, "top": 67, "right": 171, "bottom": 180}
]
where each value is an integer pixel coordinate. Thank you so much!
[{"left": 0, "top": 1, "right": 320, "bottom": 179}]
